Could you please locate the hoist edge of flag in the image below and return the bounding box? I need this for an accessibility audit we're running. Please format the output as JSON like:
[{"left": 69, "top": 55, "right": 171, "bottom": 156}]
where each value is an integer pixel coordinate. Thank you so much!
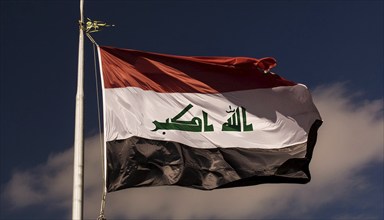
[{"left": 97, "top": 46, "right": 109, "bottom": 192}]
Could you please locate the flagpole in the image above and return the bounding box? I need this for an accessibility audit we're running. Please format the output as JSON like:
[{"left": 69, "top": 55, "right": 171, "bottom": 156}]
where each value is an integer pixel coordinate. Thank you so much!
[{"left": 72, "top": 0, "right": 84, "bottom": 219}]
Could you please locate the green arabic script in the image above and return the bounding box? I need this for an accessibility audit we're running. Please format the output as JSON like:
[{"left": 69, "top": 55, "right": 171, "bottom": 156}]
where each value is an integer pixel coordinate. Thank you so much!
[
  {"left": 222, "top": 106, "right": 253, "bottom": 132},
  {"left": 151, "top": 104, "right": 253, "bottom": 133},
  {"left": 151, "top": 104, "right": 214, "bottom": 132}
]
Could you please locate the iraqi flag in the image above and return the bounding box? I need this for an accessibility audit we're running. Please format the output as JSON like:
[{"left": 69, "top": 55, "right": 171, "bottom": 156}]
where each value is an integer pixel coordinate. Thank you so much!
[{"left": 97, "top": 46, "right": 322, "bottom": 192}]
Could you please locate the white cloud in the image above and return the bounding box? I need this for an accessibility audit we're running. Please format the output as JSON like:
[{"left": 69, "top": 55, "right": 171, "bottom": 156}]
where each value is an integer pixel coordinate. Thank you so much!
[{"left": 1, "top": 83, "right": 383, "bottom": 219}]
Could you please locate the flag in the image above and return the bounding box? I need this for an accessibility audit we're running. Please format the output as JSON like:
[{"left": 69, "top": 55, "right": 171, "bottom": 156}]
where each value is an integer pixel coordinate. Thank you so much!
[{"left": 97, "top": 46, "right": 322, "bottom": 192}]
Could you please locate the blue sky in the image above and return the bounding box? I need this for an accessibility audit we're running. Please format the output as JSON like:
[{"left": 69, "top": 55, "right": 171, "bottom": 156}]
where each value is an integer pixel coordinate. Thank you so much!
[{"left": 0, "top": 1, "right": 383, "bottom": 219}]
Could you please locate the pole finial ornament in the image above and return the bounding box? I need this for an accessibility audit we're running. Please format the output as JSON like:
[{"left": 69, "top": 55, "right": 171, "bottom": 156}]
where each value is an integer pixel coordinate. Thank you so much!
[{"left": 84, "top": 18, "right": 115, "bottom": 33}]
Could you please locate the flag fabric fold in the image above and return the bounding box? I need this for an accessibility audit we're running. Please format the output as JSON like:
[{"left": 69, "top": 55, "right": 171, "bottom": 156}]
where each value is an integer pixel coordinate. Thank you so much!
[{"left": 98, "top": 46, "right": 322, "bottom": 192}]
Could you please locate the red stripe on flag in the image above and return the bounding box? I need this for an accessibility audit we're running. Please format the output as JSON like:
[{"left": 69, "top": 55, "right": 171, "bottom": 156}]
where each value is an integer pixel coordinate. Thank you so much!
[{"left": 99, "top": 46, "right": 296, "bottom": 93}]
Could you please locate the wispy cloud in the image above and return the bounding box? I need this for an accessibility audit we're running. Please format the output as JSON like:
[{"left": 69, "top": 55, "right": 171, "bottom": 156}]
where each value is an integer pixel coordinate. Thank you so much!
[{"left": 1, "top": 83, "right": 383, "bottom": 219}]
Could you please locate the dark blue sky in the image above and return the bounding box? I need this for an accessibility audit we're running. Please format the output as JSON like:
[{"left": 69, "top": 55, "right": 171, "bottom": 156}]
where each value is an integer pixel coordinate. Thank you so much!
[{"left": 1, "top": 1, "right": 383, "bottom": 219}]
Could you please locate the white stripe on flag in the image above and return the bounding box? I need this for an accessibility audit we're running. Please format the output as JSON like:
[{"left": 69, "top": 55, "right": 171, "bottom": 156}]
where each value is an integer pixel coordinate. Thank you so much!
[{"left": 104, "top": 84, "right": 320, "bottom": 149}]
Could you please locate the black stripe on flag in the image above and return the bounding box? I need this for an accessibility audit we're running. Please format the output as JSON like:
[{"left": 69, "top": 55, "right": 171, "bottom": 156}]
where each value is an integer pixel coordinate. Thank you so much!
[{"left": 106, "top": 120, "right": 322, "bottom": 192}]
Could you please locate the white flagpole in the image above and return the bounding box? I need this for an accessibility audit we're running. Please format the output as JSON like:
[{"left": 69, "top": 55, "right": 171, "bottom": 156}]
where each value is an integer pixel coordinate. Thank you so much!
[{"left": 72, "top": 0, "right": 84, "bottom": 219}]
